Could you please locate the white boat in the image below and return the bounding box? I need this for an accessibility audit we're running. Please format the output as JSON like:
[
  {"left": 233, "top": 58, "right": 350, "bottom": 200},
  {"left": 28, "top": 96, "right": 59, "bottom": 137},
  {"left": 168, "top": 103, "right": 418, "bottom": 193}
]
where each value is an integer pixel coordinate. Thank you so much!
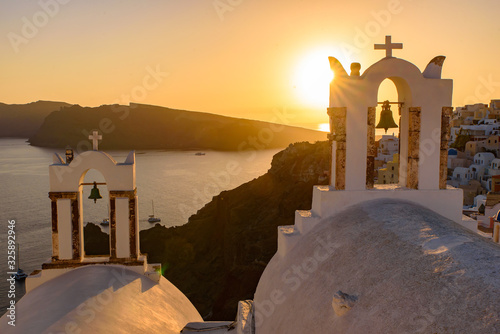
[
  {"left": 148, "top": 200, "right": 161, "bottom": 223},
  {"left": 100, "top": 205, "right": 110, "bottom": 225}
]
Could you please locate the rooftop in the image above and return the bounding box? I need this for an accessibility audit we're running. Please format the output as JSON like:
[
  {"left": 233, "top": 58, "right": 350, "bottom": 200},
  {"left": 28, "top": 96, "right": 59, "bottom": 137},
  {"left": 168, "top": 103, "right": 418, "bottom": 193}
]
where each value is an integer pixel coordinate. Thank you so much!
[
  {"left": 0, "top": 265, "right": 202, "bottom": 333},
  {"left": 254, "top": 199, "right": 500, "bottom": 334}
]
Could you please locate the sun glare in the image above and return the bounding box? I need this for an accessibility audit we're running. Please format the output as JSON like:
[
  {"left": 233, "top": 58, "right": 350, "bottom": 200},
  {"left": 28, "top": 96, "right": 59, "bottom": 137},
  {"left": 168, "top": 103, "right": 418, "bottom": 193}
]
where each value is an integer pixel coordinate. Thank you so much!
[
  {"left": 293, "top": 51, "right": 334, "bottom": 108},
  {"left": 318, "top": 123, "right": 330, "bottom": 132}
]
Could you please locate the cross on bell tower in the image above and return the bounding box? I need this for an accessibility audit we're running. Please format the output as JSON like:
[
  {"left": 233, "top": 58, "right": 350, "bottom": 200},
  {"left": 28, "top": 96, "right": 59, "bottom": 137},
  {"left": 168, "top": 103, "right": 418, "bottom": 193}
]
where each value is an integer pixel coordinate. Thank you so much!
[
  {"left": 89, "top": 130, "right": 102, "bottom": 151},
  {"left": 374, "top": 35, "right": 403, "bottom": 58}
]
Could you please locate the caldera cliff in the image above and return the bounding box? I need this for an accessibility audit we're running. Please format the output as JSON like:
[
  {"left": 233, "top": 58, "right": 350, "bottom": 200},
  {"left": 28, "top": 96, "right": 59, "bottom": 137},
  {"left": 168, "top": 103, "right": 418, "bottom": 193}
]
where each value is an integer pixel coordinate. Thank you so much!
[{"left": 139, "top": 140, "right": 330, "bottom": 320}]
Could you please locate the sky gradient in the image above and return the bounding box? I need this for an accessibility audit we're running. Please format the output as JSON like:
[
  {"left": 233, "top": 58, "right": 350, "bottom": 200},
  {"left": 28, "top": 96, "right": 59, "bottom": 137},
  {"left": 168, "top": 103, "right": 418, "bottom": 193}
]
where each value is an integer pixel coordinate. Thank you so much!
[{"left": 1, "top": 0, "right": 500, "bottom": 129}]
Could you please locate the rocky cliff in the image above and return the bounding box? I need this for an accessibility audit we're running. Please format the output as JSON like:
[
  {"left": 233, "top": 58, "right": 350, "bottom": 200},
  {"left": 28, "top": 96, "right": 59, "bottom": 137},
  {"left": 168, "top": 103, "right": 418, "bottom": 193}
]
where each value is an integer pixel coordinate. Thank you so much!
[
  {"left": 84, "top": 223, "right": 110, "bottom": 255},
  {"left": 28, "top": 103, "right": 325, "bottom": 150},
  {"left": 140, "top": 140, "right": 331, "bottom": 319}
]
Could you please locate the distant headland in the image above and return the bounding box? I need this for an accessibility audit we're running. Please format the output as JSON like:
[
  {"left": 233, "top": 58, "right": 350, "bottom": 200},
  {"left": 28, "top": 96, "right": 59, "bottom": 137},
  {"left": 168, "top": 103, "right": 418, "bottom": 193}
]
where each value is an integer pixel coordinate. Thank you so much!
[
  {"left": 0, "top": 101, "right": 71, "bottom": 138},
  {"left": 0, "top": 101, "right": 326, "bottom": 150}
]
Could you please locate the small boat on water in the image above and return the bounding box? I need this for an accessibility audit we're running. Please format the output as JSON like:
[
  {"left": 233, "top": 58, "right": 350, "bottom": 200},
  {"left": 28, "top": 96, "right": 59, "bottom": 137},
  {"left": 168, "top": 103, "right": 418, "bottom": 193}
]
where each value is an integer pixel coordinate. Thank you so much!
[
  {"left": 148, "top": 200, "right": 161, "bottom": 223},
  {"left": 14, "top": 243, "right": 28, "bottom": 280},
  {"left": 100, "top": 205, "right": 110, "bottom": 226},
  {"left": 14, "top": 268, "right": 28, "bottom": 280},
  {"left": 195, "top": 152, "right": 206, "bottom": 156}
]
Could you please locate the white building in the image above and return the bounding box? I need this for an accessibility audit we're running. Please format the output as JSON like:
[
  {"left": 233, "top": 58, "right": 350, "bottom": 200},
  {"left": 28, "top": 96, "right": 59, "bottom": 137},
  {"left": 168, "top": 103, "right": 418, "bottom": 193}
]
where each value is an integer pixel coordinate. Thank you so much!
[
  {"left": 473, "top": 194, "right": 487, "bottom": 209},
  {"left": 489, "top": 158, "right": 500, "bottom": 173},
  {"left": 469, "top": 163, "right": 487, "bottom": 184},
  {"left": 468, "top": 152, "right": 496, "bottom": 190},
  {"left": 473, "top": 152, "right": 495, "bottom": 166},
  {"left": 452, "top": 166, "right": 472, "bottom": 185},
  {"left": 457, "top": 123, "right": 500, "bottom": 140},
  {"left": 376, "top": 134, "right": 399, "bottom": 162}
]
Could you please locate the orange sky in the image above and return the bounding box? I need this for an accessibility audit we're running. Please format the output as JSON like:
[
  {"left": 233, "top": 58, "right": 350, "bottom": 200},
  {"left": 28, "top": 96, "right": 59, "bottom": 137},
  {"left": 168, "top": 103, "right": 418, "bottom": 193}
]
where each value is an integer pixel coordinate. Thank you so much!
[{"left": 2, "top": 0, "right": 500, "bottom": 130}]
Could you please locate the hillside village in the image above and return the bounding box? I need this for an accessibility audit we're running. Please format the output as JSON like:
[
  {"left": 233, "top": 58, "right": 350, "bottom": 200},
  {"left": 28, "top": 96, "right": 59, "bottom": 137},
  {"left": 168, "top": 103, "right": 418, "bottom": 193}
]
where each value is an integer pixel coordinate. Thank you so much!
[{"left": 374, "top": 99, "right": 500, "bottom": 234}]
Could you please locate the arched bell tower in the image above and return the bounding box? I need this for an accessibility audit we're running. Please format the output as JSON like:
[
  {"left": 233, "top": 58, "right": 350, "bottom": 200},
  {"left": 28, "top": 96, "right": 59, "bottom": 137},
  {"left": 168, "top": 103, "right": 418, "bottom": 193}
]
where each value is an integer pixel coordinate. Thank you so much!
[
  {"left": 277, "top": 36, "right": 463, "bottom": 256},
  {"left": 47, "top": 131, "right": 140, "bottom": 263},
  {"left": 279, "top": 37, "right": 464, "bottom": 258},
  {"left": 322, "top": 36, "right": 463, "bottom": 221},
  {"left": 26, "top": 131, "right": 160, "bottom": 293}
]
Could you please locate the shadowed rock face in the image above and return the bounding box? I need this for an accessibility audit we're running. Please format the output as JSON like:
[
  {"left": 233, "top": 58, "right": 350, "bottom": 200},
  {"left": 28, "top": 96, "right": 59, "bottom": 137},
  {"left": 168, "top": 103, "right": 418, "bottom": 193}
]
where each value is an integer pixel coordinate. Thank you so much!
[
  {"left": 139, "top": 141, "right": 331, "bottom": 319},
  {"left": 28, "top": 103, "right": 326, "bottom": 150},
  {"left": 84, "top": 223, "right": 110, "bottom": 256},
  {"left": 254, "top": 199, "right": 500, "bottom": 334}
]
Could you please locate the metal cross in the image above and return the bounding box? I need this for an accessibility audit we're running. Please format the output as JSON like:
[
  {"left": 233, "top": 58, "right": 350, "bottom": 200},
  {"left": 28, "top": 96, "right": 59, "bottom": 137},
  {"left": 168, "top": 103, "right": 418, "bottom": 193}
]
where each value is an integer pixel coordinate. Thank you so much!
[
  {"left": 374, "top": 35, "right": 403, "bottom": 58},
  {"left": 89, "top": 130, "right": 102, "bottom": 151}
]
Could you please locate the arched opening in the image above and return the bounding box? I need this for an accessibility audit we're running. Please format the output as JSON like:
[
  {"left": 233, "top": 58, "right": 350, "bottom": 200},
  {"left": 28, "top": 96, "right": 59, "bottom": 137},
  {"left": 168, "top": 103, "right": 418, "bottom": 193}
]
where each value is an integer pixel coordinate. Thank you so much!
[
  {"left": 374, "top": 79, "right": 400, "bottom": 185},
  {"left": 81, "top": 169, "right": 110, "bottom": 257}
]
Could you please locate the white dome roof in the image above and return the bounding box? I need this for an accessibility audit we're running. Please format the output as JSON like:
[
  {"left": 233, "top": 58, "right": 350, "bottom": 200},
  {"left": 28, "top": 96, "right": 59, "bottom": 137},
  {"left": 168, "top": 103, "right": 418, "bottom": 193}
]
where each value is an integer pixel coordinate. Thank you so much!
[
  {"left": 254, "top": 199, "right": 500, "bottom": 334},
  {"left": 0, "top": 265, "right": 202, "bottom": 333}
]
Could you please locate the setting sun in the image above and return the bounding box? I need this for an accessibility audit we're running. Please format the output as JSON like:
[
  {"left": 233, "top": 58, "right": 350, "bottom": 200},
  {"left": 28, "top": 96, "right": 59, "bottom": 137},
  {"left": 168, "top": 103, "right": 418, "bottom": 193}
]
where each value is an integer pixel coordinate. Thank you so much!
[
  {"left": 318, "top": 123, "right": 330, "bottom": 132},
  {"left": 293, "top": 50, "right": 334, "bottom": 108}
]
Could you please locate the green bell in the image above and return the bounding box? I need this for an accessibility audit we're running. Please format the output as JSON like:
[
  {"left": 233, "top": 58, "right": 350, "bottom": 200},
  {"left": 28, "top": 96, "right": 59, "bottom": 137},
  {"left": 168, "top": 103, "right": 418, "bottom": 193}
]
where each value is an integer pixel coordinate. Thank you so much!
[
  {"left": 88, "top": 181, "right": 102, "bottom": 203},
  {"left": 376, "top": 100, "right": 399, "bottom": 134}
]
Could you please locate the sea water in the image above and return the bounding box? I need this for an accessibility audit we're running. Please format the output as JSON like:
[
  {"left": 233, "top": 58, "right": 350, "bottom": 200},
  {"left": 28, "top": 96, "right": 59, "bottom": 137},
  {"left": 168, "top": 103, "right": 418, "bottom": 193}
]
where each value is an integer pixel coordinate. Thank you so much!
[{"left": 0, "top": 138, "right": 279, "bottom": 316}]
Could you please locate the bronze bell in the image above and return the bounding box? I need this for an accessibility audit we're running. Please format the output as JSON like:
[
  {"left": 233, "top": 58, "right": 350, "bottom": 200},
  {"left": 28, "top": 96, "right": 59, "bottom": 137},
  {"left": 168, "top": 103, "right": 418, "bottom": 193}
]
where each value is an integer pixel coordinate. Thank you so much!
[
  {"left": 376, "top": 100, "right": 398, "bottom": 134},
  {"left": 88, "top": 181, "right": 102, "bottom": 203}
]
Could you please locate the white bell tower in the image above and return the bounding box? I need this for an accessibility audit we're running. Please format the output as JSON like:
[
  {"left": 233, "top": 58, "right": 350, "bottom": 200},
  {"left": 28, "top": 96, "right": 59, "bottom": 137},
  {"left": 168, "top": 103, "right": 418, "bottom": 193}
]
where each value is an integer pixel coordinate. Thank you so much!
[
  {"left": 26, "top": 131, "right": 160, "bottom": 293},
  {"left": 277, "top": 36, "right": 463, "bottom": 258},
  {"left": 47, "top": 131, "right": 140, "bottom": 263}
]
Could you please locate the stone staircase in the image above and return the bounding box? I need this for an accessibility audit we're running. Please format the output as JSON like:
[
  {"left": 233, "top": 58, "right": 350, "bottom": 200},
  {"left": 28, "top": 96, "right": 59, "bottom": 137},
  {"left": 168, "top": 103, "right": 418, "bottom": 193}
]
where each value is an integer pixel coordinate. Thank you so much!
[{"left": 277, "top": 187, "right": 325, "bottom": 258}]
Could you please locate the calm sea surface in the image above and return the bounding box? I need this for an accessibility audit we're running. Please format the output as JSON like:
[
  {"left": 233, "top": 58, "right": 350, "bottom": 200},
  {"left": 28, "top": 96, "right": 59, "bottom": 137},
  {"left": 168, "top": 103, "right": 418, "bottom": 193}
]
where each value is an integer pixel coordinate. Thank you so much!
[{"left": 0, "top": 138, "right": 279, "bottom": 316}]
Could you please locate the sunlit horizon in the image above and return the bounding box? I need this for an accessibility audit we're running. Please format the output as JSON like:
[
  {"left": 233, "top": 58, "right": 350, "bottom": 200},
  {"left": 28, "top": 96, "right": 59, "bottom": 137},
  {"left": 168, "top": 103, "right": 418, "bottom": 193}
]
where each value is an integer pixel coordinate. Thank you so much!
[{"left": 2, "top": 1, "right": 500, "bottom": 128}]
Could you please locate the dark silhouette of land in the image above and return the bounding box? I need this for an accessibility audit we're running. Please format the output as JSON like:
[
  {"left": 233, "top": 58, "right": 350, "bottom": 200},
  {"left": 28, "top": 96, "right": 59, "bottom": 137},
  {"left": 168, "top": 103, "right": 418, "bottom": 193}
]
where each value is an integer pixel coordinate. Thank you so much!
[
  {"left": 138, "top": 141, "right": 330, "bottom": 319},
  {"left": 0, "top": 101, "right": 71, "bottom": 138},
  {"left": 26, "top": 103, "right": 325, "bottom": 150}
]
